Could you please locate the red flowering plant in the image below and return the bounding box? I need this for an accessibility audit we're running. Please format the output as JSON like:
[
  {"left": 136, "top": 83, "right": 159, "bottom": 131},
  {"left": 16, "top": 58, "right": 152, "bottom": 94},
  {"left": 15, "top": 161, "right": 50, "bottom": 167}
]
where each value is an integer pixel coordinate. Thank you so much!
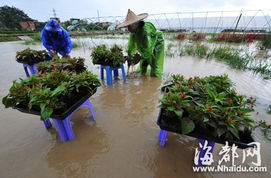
[
  {"left": 16, "top": 48, "right": 51, "bottom": 65},
  {"left": 244, "top": 33, "right": 263, "bottom": 42},
  {"left": 37, "top": 56, "right": 86, "bottom": 74},
  {"left": 176, "top": 33, "right": 186, "bottom": 40},
  {"left": 255, "top": 120, "right": 271, "bottom": 140},
  {"left": 159, "top": 74, "right": 256, "bottom": 141},
  {"left": 2, "top": 70, "right": 101, "bottom": 120},
  {"left": 214, "top": 33, "right": 264, "bottom": 43},
  {"left": 215, "top": 34, "right": 245, "bottom": 43}
]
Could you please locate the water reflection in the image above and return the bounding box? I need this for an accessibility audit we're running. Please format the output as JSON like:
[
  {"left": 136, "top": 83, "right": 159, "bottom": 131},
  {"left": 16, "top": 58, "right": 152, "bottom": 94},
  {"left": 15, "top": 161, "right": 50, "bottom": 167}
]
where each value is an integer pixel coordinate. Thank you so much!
[
  {"left": 0, "top": 40, "right": 270, "bottom": 178},
  {"left": 46, "top": 110, "right": 109, "bottom": 178}
]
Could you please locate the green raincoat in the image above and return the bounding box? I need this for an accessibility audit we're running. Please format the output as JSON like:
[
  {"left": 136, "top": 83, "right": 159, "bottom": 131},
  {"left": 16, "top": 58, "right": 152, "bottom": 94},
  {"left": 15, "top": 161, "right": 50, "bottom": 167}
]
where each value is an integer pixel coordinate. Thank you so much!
[{"left": 127, "top": 22, "right": 164, "bottom": 77}]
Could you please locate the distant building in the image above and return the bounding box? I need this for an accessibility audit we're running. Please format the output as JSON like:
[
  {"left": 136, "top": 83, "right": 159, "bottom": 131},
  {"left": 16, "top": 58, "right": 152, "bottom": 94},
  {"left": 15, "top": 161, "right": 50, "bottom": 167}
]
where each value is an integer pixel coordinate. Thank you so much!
[
  {"left": 70, "top": 18, "right": 80, "bottom": 22},
  {"left": 70, "top": 18, "right": 80, "bottom": 21},
  {"left": 19, "top": 20, "right": 37, "bottom": 30},
  {"left": 70, "top": 18, "right": 80, "bottom": 25}
]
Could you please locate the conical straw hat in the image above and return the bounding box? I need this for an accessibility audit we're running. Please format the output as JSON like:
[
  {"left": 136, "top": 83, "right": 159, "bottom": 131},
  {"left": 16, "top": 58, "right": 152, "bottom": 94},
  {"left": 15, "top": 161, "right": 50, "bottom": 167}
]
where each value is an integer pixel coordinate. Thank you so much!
[{"left": 117, "top": 9, "right": 148, "bottom": 28}]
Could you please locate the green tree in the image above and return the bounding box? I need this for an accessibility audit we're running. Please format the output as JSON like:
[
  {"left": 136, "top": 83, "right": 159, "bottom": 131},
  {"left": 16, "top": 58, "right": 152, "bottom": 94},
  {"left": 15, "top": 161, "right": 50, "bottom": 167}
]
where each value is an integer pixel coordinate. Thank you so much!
[
  {"left": 0, "top": 6, "right": 32, "bottom": 30},
  {"left": 35, "top": 22, "right": 46, "bottom": 31}
]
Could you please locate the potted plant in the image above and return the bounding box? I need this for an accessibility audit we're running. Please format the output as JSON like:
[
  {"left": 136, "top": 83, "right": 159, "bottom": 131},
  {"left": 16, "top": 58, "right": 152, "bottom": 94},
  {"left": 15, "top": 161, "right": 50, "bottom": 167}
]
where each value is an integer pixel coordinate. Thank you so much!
[
  {"left": 158, "top": 74, "right": 256, "bottom": 148},
  {"left": 37, "top": 56, "right": 86, "bottom": 73},
  {"left": 91, "top": 44, "right": 125, "bottom": 68},
  {"left": 176, "top": 33, "right": 186, "bottom": 40},
  {"left": 2, "top": 70, "right": 101, "bottom": 120},
  {"left": 188, "top": 33, "right": 205, "bottom": 41},
  {"left": 16, "top": 48, "right": 51, "bottom": 65},
  {"left": 256, "top": 121, "right": 271, "bottom": 140}
]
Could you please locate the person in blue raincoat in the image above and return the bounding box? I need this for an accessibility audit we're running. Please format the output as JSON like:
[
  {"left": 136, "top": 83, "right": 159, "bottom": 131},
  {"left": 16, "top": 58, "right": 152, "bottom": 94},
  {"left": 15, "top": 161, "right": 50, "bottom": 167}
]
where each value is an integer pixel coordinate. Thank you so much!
[{"left": 41, "top": 19, "right": 72, "bottom": 57}]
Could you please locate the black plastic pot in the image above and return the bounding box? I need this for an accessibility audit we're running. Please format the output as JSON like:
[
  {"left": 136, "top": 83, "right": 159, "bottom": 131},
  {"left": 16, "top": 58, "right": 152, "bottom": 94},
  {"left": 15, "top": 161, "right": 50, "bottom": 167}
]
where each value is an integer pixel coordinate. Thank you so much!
[
  {"left": 13, "top": 88, "right": 97, "bottom": 120},
  {"left": 157, "top": 109, "right": 256, "bottom": 149},
  {"left": 93, "top": 60, "right": 124, "bottom": 69},
  {"left": 161, "top": 84, "right": 174, "bottom": 93},
  {"left": 17, "top": 56, "right": 51, "bottom": 65}
]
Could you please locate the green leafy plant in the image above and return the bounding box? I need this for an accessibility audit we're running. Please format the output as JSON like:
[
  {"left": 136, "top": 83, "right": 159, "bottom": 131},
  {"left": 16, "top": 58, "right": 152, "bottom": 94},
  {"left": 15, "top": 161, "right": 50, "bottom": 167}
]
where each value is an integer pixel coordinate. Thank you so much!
[
  {"left": 37, "top": 56, "right": 86, "bottom": 73},
  {"left": 32, "top": 32, "right": 41, "bottom": 42},
  {"left": 180, "top": 44, "right": 208, "bottom": 58},
  {"left": 207, "top": 47, "right": 249, "bottom": 70},
  {"left": 2, "top": 70, "right": 101, "bottom": 120},
  {"left": 249, "top": 62, "right": 271, "bottom": 79},
  {"left": 258, "top": 34, "right": 271, "bottom": 50},
  {"left": 23, "top": 33, "right": 41, "bottom": 45},
  {"left": 159, "top": 74, "right": 256, "bottom": 140},
  {"left": 179, "top": 44, "right": 271, "bottom": 79},
  {"left": 23, "top": 40, "right": 36, "bottom": 45},
  {"left": 91, "top": 44, "right": 125, "bottom": 68},
  {"left": 16, "top": 48, "right": 51, "bottom": 65},
  {"left": 256, "top": 121, "right": 271, "bottom": 140},
  {"left": 72, "top": 41, "right": 81, "bottom": 48},
  {"left": 110, "top": 45, "right": 125, "bottom": 68}
]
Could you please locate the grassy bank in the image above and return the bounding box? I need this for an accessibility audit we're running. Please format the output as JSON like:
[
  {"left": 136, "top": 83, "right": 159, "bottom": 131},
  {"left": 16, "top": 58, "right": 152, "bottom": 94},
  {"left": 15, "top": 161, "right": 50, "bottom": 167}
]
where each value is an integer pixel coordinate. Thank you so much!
[
  {"left": 0, "top": 36, "right": 20, "bottom": 42},
  {"left": 0, "top": 32, "right": 40, "bottom": 42}
]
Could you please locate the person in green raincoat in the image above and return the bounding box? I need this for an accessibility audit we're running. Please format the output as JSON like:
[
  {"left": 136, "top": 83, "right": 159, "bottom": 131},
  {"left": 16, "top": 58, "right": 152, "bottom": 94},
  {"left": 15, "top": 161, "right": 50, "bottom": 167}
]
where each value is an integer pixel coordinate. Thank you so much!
[{"left": 117, "top": 9, "right": 165, "bottom": 77}]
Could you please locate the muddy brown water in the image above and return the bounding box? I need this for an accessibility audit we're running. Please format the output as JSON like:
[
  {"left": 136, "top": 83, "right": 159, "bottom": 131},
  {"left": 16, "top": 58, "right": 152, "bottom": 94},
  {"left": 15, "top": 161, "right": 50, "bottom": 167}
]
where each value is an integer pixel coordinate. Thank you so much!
[{"left": 0, "top": 40, "right": 270, "bottom": 178}]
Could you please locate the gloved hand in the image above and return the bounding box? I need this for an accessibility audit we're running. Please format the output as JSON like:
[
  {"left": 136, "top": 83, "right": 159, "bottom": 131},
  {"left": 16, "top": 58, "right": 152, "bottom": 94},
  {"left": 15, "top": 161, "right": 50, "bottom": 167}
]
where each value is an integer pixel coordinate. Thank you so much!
[
  {"left": 50, "top": 50, "right": 58, "bottom": 58},
  {"left": 62, "top": 54, "right": 71, "bottom": 58},
  {"left": 126, "top": 53, "right": 141, "bottom": 67},
  {"left": 134, "top": 53, "right": 141, "bottom": 61},
  {"left": 50, "top": 50, "right": 57, "bottom": 55},
  {"left": 124, "top": 55, "right": 130, "bottom": 62}
]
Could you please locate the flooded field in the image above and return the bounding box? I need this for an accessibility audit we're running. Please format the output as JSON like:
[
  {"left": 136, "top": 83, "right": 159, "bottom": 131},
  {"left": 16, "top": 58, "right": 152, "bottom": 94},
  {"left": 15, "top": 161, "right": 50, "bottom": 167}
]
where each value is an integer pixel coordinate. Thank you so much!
[{"left": 0, "top": 39, "right": 270, "bottom": 178}]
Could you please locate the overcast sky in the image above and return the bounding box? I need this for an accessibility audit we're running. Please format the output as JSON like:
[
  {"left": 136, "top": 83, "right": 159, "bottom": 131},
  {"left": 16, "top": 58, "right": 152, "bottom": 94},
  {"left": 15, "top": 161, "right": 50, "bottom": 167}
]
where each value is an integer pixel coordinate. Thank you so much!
[{"left": 1, "top": 0, "right": 271, "bottom": 21}]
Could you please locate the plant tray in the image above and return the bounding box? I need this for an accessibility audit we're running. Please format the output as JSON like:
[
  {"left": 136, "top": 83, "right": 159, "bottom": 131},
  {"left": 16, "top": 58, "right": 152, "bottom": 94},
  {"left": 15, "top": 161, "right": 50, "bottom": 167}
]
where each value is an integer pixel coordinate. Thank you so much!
[
  {"left": 157, "top": 109, "right": 256, "bottom": 149},
  {"left": 161, "top": 84, "right": 174, "bottom": 93},
  {"left": 18, "top": 58, "right": 51, "bottom": 65},
  {"left": 13, "top": 88, "right": 97, "bottom": 120}
]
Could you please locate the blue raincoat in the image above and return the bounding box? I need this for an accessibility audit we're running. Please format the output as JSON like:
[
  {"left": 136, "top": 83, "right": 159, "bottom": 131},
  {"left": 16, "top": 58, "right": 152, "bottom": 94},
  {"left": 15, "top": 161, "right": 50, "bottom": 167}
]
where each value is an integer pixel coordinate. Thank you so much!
[{"left": 41, "top": 20, "right": 73, "bottom": 57}]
